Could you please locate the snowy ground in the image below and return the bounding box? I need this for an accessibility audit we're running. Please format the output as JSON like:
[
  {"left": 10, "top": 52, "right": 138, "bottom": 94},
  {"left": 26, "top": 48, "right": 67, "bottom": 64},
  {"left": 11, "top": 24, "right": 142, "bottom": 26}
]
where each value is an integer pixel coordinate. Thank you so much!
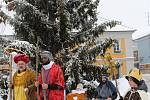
[{"left": 143, "top": 74, "right": 150, "bottom": 93}]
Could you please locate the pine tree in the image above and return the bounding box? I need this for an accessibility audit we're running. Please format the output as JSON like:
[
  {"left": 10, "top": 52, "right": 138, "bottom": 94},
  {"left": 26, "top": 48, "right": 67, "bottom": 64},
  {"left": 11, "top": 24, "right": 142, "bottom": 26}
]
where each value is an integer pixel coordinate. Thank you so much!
[{"left": 2, "top": 0, "right": 119, "bottom": 86}]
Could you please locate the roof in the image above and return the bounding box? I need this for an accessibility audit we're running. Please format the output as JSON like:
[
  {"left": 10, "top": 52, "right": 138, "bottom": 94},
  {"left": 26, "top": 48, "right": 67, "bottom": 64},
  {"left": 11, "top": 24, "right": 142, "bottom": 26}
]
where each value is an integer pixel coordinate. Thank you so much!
[
  {"left": 134, "top": 33, "right": 150, "bottom": 40},
  {"left": 0, "top": 23, "right": 14, "bottom": 35},
  {"left": 132, "top": 26, "right": 150, "bottom": 40},
  {"left": 106, "top": 25, "right": 136, "bottom": 32}
]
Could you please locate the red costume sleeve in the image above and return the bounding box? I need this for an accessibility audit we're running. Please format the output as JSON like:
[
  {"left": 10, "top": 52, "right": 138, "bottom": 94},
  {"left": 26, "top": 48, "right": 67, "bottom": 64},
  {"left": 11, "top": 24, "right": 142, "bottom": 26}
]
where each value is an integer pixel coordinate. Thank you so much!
[{"left": 54, "top": 65, "right": 64, "bottom": 88}]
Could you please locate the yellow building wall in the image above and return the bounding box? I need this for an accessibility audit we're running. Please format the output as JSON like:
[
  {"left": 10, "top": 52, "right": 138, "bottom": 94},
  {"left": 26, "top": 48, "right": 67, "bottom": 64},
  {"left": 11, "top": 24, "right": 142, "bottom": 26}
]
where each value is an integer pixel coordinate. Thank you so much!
[{"left": 95, "top": 38, "right": 127, "bottom": 75}]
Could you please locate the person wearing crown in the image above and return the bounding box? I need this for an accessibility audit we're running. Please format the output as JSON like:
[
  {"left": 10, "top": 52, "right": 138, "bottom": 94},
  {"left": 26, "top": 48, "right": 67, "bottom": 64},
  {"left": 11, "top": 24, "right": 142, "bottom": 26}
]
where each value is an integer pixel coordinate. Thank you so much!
[
  {"left": 121, "top": 68, "right": 148, "bottom": 100},
  {"left": 11, "top": 54, "right": 36, "bottom": 100}
]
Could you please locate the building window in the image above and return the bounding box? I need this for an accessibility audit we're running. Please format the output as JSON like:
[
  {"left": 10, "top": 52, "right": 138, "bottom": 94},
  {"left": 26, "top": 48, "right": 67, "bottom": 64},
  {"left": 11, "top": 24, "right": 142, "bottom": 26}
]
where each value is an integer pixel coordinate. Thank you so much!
[
  {"left": 133, "top": 50, "right": 138, "bottom": 61},
  {"left": 113, "top": 40, "right": 121, "bottom": 53}
]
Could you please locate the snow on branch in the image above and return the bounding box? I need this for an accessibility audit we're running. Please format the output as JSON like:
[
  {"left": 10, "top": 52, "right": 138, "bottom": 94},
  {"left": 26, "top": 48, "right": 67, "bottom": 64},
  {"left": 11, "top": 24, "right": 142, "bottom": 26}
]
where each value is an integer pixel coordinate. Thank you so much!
[
  {"left": 8, "top": 0, "right": 49, "bottom": 25},
  {"left": 4, "top": 40, "right": 36, "bottom": 57},
  {"left": 70, "top": 20, "right": 119, "bottom": 45}
]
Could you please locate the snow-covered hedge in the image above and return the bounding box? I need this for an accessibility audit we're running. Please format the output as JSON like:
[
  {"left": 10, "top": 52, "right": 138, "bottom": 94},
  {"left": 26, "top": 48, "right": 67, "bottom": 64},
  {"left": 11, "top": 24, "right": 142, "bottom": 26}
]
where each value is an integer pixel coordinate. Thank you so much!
[{"left": 4, "top": 40, "right": 36, "bottom": 57}]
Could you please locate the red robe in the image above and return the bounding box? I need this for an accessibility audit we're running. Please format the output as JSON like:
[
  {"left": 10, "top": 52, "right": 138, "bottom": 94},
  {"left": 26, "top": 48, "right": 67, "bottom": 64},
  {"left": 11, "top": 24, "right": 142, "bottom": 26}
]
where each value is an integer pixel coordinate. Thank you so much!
[{"left": 38, "top": 63, "right": 64, "bottom": 100}]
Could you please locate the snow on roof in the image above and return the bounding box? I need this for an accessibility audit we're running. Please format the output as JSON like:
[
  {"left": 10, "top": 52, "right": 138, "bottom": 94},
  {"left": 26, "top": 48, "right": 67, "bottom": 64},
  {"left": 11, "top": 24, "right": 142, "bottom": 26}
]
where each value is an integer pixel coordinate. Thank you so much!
[
  {"left": 132, "top": 26, "right": 150, "bottom": 40},
  {"left": 106, "top": 25, "right": 136, "bottom": 32},
  {"left": 133, "top": 32, "right": 150, "bottom": 40},
  {"left": 0, "top": 23, "right": 14, "bottom": 35}
]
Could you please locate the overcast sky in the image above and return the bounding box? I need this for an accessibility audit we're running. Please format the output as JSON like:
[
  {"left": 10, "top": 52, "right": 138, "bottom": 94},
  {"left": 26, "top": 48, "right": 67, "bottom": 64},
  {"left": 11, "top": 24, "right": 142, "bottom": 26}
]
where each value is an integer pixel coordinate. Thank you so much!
[
  {"left": 1, "top": 0, "right": 150, "bottom": 39},
  {"left": 97, "top": 0, "right": 150, "bottom": 39}
]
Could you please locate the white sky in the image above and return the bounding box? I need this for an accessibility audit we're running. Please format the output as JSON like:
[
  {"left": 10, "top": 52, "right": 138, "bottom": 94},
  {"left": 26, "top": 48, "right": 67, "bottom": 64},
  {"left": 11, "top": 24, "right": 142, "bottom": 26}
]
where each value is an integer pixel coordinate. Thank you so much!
[
  {"left": 97, "top": 0, "right": 150, "bottom": 39},
  {"left": 1, "top": 0, "right": 150, "bottom": 39}
]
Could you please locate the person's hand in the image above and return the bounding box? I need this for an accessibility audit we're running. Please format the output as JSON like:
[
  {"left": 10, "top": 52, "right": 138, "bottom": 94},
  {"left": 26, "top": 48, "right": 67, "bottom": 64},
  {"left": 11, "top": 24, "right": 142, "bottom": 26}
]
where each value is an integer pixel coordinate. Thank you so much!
[
  {"left": 8, "top": 83, "right": 13, "bottom": 89},
  {"left": 42, "top": 83, "right": 48, "bottom": 90},
  {"left": 24, "top": 88, "right": 29, "bottom": 94},
  {"left": 107, "top": 98, "right": 112, "bottom": 100},
  {"left": 35, "top": 81, "right": 39, "bottom": 87}
]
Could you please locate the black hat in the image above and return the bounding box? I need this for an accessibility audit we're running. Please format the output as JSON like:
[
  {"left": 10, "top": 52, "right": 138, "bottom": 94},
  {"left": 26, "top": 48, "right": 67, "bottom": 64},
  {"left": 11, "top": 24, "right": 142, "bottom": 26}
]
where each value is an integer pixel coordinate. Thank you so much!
[{"left": 126, "top": 76, "right": 141, "bottom": 86}]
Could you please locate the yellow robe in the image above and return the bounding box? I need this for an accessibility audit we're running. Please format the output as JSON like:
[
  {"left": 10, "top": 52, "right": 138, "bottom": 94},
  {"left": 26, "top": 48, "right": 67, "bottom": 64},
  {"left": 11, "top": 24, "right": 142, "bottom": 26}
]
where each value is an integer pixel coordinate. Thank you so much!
[{"left": 13, "top": 69, "right": 36, "bottom": 100}]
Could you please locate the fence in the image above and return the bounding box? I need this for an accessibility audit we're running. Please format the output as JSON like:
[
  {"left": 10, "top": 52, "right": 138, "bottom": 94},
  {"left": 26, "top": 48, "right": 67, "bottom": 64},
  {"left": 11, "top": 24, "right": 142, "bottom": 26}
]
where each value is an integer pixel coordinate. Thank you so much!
[{"left": 140, "top": 64, "right": 150, "bottom": 74}]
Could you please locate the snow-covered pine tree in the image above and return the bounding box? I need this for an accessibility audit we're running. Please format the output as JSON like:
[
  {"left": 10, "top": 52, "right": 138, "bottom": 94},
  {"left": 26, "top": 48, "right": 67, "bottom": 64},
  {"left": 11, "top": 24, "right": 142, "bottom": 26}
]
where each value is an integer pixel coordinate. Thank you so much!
[{"left": 2, "top": 0, "right": 119, "bottom": 87}]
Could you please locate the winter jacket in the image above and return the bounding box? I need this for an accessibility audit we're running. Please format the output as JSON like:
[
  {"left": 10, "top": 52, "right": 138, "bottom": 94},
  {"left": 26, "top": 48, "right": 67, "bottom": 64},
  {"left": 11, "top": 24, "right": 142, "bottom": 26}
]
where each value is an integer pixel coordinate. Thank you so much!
[
  {"left": 94, "top": 81, "right": 117, "bottom": 100},
  {"left": 123, "top": 89, "right": 148, "bottom": 100},
  {"left": 119, "top": 80, "right": 148, "bottom": 100},
  {"left": 124, "top": 90, "right": 142, "bottom": 100}
]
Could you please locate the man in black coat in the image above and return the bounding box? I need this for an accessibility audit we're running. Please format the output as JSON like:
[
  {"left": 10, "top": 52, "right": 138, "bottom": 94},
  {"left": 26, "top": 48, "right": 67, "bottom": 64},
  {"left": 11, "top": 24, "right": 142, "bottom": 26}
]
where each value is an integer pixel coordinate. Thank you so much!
[{"left": 94, "top": 73, "right": 117, "bottom": 100}]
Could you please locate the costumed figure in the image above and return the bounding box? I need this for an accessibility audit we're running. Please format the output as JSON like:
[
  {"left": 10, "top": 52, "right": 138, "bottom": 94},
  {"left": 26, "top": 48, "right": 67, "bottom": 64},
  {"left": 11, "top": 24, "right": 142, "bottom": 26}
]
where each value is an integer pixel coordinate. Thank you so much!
[
  {"left": 35, "top": 51, "right": 64, "bottom": 100},
  {"left": 94, "top": 66, "right": 117, "bottom": 100},
  {"left": 11, "top": 54, "right": 36, "bottom": 100},
  {"left": 121, "top": 68, "right": 148, "bottom": 100}
]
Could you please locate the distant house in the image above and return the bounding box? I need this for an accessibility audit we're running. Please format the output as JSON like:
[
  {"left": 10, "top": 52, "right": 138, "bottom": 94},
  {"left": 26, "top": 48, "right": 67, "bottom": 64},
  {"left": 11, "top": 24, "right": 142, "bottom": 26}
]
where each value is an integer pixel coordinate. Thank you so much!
[
  {"left": 95, "top": 25, "right": 136, "bottom": 76},
  {"left": 0, "top": 23, "right": 15, "bottom": 58},
  {"left": 134, "top": 34, "right": 150, "bottom": 72},
  {"left": 132, "top": 40, "right": 140, "bottom": 68},
  {"left": 0, "top": 35, "right": 15, "bottom": 58}
]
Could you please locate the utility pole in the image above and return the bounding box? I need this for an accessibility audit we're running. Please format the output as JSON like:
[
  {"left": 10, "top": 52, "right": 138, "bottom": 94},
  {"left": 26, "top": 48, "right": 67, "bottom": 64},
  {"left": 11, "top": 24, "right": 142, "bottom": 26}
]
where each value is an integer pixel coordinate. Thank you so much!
[{"left": 147, "top": 12, "right": 150, "bottom": 26}]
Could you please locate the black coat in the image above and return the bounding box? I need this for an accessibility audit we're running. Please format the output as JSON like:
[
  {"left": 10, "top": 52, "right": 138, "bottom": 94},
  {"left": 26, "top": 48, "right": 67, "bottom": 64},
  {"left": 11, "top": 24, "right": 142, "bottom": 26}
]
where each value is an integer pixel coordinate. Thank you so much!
[
  {"left": 138, "top": 80, "right": 148, "bottom": 92},
  {"left": 94, "top": 81, "right": 117, "bottom": 100},
  {"left": 124, "top": 90, "right": 142, "bottom": 100}
]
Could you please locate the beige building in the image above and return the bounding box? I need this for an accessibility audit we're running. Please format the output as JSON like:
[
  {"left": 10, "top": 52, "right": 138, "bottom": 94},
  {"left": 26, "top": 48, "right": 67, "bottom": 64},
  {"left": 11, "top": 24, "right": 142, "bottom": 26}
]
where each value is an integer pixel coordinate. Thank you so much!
[{"left": 95, "top": 25, "right": 136, "bottom": 76}]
